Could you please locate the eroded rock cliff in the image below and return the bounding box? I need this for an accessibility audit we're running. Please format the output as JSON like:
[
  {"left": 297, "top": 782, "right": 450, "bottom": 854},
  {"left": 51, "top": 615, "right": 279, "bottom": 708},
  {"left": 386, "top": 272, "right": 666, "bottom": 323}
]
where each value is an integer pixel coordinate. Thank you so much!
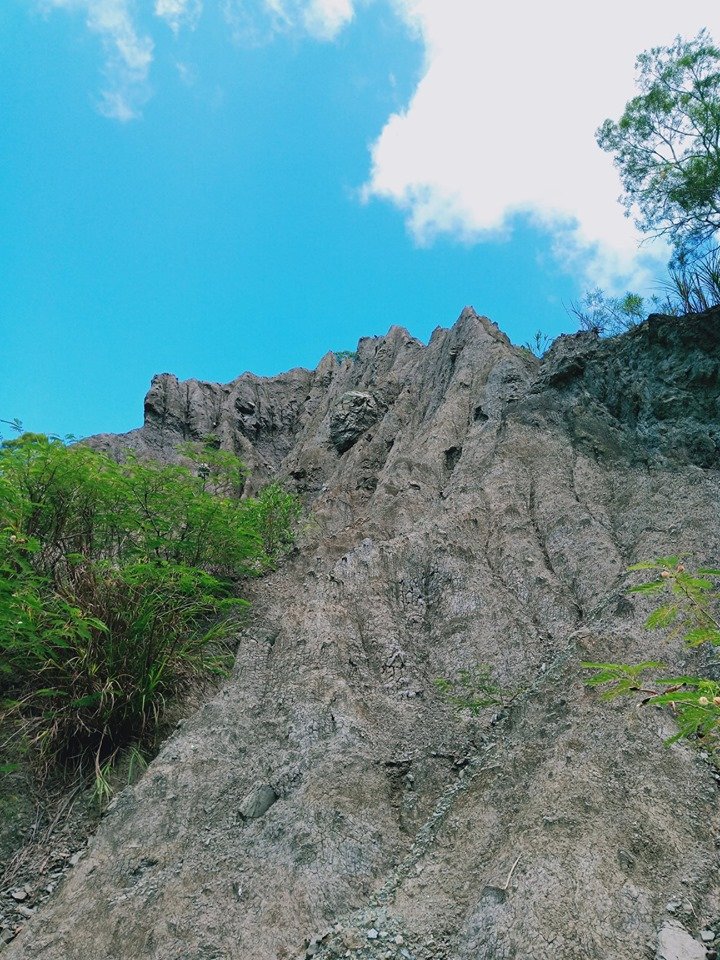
[{"left": 5, "top": 306, "right": 720, "bottom": 960}]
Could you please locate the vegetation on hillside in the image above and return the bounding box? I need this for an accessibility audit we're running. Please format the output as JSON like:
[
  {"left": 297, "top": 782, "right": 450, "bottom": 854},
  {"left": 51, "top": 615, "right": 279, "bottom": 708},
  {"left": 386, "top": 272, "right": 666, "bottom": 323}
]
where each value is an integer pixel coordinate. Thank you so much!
[
  {"left": 437, "top": 560, "right": 720, "bottom": 763},
  {"left": 597, "top": 30, "right": 720, "bottom": 262},
  {"left": 434, "top": 666, "right": 519, "bottom": 715},
  {"left": 583, "top": 560, "right": 720, "bottom": 757},
  {"left": 4, "top": 29, "right": 718, "bottom": 791},
  {"left": 0, "top": 432, "right": 300, "bottom": 783},
  {"left": 565, "top": 30, "right": 720, "bottom": 340}
]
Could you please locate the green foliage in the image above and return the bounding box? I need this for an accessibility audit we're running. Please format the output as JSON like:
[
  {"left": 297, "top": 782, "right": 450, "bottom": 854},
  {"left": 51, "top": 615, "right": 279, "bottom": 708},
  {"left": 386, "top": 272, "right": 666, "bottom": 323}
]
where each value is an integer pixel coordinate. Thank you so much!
[
  {"left": 179, "top": 439, "right": 249, "bottom": 499},
  {"left": 568, "top": 288, "right": 648, "bottom": 336},
  {"left": 0, "top": 433, "right": 300, "bottom": 778},
  {"left": 435, "top": 665, "right": 517, "bottom": 715},
  {"left": 249, "top": 482, "right": 303, "bottom": 561},
  {"left": 583, "top": 558, "right": 720, "bottom": 751},
  {"left": 581, "top": 661, "right": 668, "bottom": 699},
  {"left": 0, "top": 418, "right": 23, "bottom": 438},
  {"left": 575, "top": 33, "right": 720, "bottom": 336},
  {"left": 596, "top": 30, "right": 720, "bottom": 261},
  {"left": 333, "top": 350, "right": 357, "bottom": 363}
]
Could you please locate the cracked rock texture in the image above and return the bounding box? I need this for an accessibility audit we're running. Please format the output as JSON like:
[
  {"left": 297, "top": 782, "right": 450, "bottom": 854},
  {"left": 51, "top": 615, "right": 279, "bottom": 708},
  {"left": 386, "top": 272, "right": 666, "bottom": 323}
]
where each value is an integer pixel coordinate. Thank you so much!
[{"left": 6, "top": 306, "right": 720, "bottom": 960}]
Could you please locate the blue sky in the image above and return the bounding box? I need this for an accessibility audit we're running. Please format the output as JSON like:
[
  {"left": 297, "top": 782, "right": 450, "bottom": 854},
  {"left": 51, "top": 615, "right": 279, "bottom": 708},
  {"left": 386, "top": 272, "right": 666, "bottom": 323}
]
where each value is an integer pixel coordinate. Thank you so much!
[{"left": 2, "top": 0, "right": 718, "bottom": 439}]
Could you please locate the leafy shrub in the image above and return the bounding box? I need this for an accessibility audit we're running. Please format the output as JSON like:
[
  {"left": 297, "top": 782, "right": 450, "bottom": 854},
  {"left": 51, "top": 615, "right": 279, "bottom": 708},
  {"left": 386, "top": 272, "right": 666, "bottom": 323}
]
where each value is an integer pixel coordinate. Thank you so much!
[
  {"left": 0, "top": 433, "right": 300, "bottom": 777},
  {"left": 179, "top": 439, "right": 249, "bottom": 499},
  {"left": 583, "top": 557, "right": 720, "bottom": 751},
  {"left": 250, "top": 482, "right": 303, "bottom": 560},
  {"left": 596, "top": 30, "right": 720, "bottom": 262},
  {"left": 570, "top": 31, "right": 720, "bottom": 347},
  {"left": 567, "top": 289, "right": 647, "bottom": 336}
]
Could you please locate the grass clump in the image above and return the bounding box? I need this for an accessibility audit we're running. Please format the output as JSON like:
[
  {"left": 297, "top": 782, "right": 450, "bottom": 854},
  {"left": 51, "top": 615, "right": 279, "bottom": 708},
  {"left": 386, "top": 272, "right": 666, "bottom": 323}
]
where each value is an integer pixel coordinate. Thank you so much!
[
  {"left": 435, "top": 665, "right": 520, "bottom": 715},
  {"left": 0, "top": 432, "right": 300, "bottom": 781}
]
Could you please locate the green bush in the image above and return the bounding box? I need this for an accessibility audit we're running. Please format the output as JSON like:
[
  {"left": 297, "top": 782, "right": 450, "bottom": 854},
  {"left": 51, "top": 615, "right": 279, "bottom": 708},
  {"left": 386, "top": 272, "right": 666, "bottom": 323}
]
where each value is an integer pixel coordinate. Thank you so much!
[
  {"left": 583, "top": 557, "right": 720, "bottom": 752},
  {"left": 0, "top": 433, "right": 300, "bottom": 777},
  {"left": 567, "top": 289, "right": 647, "bottom": 336}
]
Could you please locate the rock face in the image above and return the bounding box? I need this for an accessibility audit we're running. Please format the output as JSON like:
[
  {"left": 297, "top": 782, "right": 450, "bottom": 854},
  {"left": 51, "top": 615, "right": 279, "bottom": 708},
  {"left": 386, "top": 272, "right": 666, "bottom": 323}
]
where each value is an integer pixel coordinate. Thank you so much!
[
  {"left": 6, "top": 306, "right": 720, "bottom": 960},
  {"left": 239, "top": 784, "right": 278, "bottom": 821},
  {"left": 329, "top": 391, "right": 382, "bottom": 453},
  {"left": 656, "top": 921, "right": 707, "bottom": 960}
]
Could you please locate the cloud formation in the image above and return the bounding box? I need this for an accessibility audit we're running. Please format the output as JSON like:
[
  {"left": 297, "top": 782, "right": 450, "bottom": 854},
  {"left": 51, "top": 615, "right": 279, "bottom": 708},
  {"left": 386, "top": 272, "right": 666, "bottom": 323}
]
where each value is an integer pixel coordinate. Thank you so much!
[
  {"left": 155, "top": 0, "right": 203, "bottom": 34},
  {"left": 365, "top": 0, "right": 720, "bottom": 289},
  {"left": 43, "top": 0, "right": 154, "bottom": 120},
  {"left": 301, "top": 0, "right": 355, "bottom": 40},
  {"left": 39, "top": 0, "right": 720, "bottom": 288},
  {"left": 42, "top": 0, "right": 352, "bottom": 117},
  {"left": 220, "top": 0, "right": 354, "bottom": 44}
]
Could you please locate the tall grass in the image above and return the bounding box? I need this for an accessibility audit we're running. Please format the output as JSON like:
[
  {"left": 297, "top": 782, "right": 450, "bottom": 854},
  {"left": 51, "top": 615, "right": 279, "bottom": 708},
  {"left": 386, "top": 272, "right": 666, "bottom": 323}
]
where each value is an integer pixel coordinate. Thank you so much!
[
  {"left": 661, "top": 248, "right": 720, "bottom": 314},
  {"left": 0, "top": 433, "right": 300, "bottom": 778}
]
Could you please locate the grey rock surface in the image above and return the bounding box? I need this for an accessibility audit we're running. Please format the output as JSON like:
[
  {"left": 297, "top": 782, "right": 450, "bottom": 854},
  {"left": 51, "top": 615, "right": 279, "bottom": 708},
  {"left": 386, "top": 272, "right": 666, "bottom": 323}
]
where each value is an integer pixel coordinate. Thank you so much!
[
  {"left": 656, "top": 922, "right": 706, "bottom": 960},
  {"left": 5, "top": 306, "right": 720, "bottom": 959},
  {"left": 239, "top": 784, "right": 278, "bottom": 820},
  {"left": 329, "top": 391, "right": 382, "bottom": 453}
]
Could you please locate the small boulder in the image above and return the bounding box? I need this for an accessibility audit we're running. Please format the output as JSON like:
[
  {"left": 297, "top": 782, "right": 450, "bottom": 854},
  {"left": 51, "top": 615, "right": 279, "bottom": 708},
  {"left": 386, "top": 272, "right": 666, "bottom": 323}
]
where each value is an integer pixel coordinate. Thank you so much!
[
  {"left": 329, "top": 392, "right": 381, "bottom": 453},
  {"left": 239, "top": 785, "right": 277, "bottom": 820},
  {"left": 656, "top": 921, "right": 706, "bottom": 960}
]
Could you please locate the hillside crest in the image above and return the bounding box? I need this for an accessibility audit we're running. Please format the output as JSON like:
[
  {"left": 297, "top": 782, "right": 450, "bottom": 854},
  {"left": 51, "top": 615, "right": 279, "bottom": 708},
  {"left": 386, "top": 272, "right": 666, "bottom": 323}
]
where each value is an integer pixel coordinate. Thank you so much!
[{"left": 7, "top": 305, "right": 720, "bottom": 960}]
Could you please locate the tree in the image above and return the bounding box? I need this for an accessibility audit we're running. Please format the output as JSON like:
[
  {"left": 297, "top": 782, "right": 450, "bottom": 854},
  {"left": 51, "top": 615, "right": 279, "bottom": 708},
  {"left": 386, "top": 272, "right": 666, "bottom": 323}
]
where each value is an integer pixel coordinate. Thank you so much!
[{"left": 597, "top": 30, "right": 720, "bottom": 262}]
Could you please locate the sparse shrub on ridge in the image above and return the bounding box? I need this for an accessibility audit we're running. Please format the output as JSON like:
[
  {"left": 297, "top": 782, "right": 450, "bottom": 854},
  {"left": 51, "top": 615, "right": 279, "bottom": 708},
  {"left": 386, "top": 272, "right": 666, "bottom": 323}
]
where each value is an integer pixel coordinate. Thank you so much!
[
  {"left": 662, "top": 248, "right": 720, "bottom": 314},
  {"left": 567, "top": 289, "right": 647, "bottom": 336},
  {"left": 0, "top": 432, "right": 300, "bottom": 782},
  {"left": 567, "top": 260, "right": 720, "bottom": 339},
  {"left": 521, "top": 330, "right": 553, "bottom": 358}
]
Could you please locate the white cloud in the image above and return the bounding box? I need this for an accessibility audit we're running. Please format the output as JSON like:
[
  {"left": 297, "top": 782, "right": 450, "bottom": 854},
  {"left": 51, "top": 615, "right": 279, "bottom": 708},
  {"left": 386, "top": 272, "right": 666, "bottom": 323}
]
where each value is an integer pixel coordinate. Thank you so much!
[
  {"left": 35, "top": 0, "right": 720, "bottom": 291},
  {"left": 175, "top": 60, "right": 198, "bottom": 85},
  {"left": 221, "top": 0, "right": 355, "bottom": 45},
  {"left": 42, "top": 0, "right": 356, "bottom": 119},
  {"left": 155, "top": 0, "right": 203, "bottom": 34},
  {"left": 365, "top": 0, "right": 720, "bottom": 290},
  {"left": 42, "top": 0, "right": 153, "bottom": 120},
  {"left": 302, "top": 0, "right": 355, "bottom": 40}
]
